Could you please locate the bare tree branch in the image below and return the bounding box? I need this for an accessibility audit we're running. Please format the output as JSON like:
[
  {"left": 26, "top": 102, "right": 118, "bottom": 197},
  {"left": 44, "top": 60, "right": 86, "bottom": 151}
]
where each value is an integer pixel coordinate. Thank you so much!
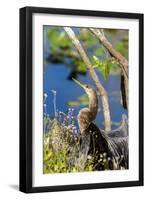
[{"left": 64, "top": 27, "right": 111, "bottom": 131}]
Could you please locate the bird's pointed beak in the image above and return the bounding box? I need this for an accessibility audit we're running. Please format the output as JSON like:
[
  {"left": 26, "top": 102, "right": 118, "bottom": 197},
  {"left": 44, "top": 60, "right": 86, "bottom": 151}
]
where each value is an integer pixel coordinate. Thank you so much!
[{"left": 72, "top": 78, "right": 85, "bottom": 89}]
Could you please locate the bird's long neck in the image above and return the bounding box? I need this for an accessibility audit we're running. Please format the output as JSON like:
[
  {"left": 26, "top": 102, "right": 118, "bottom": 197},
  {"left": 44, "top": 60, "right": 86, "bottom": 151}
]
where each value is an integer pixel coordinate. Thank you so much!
[{"left": 87, "top": 90, "right": 98, "bottom": 120}]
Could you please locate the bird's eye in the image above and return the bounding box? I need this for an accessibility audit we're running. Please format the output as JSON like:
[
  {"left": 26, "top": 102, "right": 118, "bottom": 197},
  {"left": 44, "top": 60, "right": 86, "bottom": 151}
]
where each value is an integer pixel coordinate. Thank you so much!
[{"left": 85, "top": 85, "right": 89, "bottom": 88}]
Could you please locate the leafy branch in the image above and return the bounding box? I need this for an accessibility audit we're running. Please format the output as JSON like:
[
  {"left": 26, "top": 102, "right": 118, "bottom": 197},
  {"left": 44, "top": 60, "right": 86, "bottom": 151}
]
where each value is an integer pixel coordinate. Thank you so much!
[{"left": 89, "top": 28, "right": 128, "bottom": 108}]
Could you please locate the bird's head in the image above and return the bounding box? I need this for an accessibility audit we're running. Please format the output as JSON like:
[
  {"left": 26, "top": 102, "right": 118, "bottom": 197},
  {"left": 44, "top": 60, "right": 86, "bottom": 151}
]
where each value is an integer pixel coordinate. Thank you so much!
[{"left": 72, "top": 78, "right": 94, "bottom": 96}]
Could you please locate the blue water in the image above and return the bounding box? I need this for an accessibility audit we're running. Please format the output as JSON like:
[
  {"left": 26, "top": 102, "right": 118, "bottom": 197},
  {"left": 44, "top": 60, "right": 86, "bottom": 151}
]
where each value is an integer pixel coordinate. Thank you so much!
[{"left": 43, "top": 63, "right": 127, "bottom": 130}]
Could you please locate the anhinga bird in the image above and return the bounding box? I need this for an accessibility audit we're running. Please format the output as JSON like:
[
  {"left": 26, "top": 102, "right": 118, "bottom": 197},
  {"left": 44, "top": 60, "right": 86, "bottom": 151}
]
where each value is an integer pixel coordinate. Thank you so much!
[{"left": 72, "top": 78, "right": 128, "bottom": 170}]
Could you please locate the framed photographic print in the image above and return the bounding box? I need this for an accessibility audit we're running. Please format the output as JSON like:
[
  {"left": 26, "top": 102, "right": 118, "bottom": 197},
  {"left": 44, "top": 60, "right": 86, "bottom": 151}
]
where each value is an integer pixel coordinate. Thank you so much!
[{"left": 19, "top": 7, "right": 144, "bottom": 193}]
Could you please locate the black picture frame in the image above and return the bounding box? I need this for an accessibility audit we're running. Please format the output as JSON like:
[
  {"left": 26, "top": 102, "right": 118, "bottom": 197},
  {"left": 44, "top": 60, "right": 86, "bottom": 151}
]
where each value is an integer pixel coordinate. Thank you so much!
[{"left": 19, "top": 6, "right": 144, "bottom": 193}]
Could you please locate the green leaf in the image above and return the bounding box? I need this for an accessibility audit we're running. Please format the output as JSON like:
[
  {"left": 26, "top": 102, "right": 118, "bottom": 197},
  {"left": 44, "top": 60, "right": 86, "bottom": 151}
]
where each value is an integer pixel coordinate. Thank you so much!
[
  {"left": 94, "top": 59, "right": 111, "bottom": 80},
  {"left": 93, "top": 55, "right": 99, "bottom": 62},
  {"left": 101, "top": 66, "right": 107, "bottom": 80},
  {"left": 106, "top": 62, "right": 110, "bottom": 74},
  {"left": 92, "top": 56, "right": 100, "bottom": 68}
]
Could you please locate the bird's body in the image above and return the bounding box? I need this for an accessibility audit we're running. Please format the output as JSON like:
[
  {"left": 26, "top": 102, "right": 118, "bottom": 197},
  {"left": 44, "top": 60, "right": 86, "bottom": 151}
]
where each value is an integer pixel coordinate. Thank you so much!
[{"left": 72, "top": 78, "right": 128, "bottom": 170}]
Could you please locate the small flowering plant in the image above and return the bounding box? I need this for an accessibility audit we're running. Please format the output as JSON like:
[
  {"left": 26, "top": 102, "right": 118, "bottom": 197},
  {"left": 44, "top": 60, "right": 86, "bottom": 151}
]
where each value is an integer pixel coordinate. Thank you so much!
[{"left": 43, "top": 90, "right": 87, "bottom": 173}]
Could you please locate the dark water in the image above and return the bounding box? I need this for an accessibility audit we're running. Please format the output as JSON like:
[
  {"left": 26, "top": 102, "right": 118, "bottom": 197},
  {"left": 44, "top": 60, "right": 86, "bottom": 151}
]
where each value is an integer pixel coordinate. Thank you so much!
[{"left": 43, "top": 63, "right": 128, "bottom": 130}]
